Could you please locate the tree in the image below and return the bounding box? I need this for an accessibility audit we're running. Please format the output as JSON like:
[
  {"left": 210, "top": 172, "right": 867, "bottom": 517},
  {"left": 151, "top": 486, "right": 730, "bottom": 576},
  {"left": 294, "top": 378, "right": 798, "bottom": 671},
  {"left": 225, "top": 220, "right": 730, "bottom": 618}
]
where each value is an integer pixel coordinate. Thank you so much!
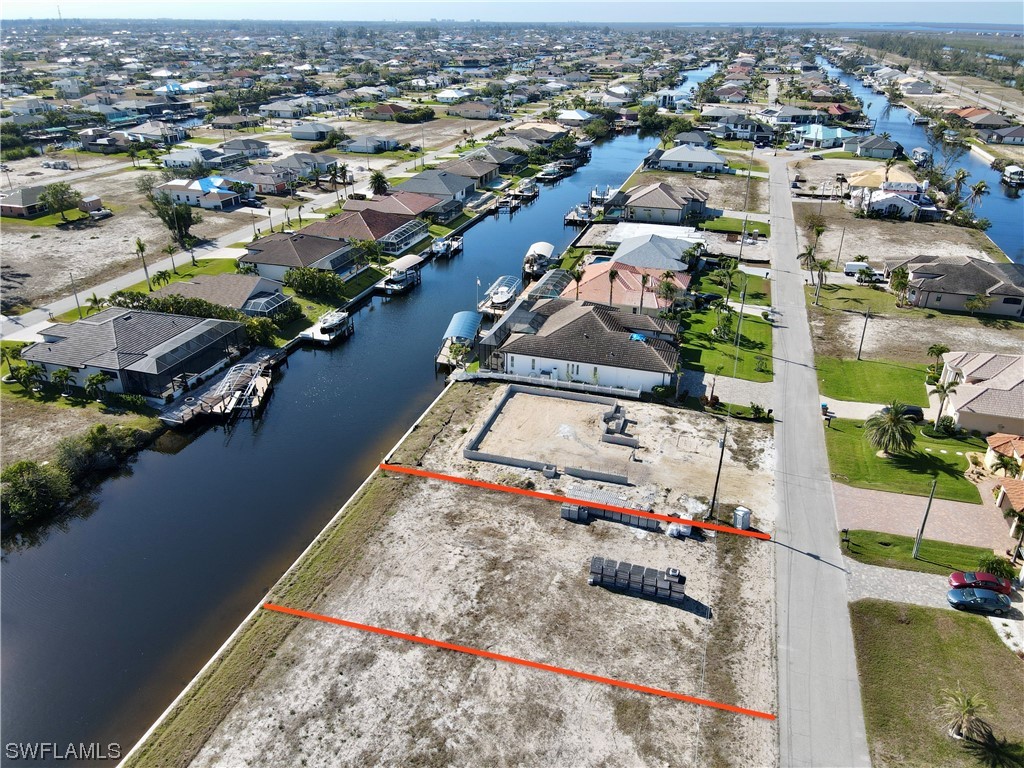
[
  {"left": 310, "top": 166, "right": 321, "bottom": 189},
  {"left": 950, "top": 168, "right": 970, "bottom": 200},
  {"left": 890, "top": 266, "right": 909, "bottom": 307},
  {"left": 883, "top": 156, "right": 897, "bottom": 182},
  {"left": 352, "top": 239, "right": 383, "bottom": 268},
  {"left": 977, "top": 553, "right": 1016, "bottom": 580},
  {"left": 39, "top": 182, "right": 84, "bottom": 222},
  {"left": 929, "top": 381, "right": 958, "bottom": 428},
  {"left": 799, "top": 246, "right": 818, "bottom": 285},
  {"left": 51, "top": 367, "right": 76, "bottom": 396},
  {"left": 135, "top": 238, "right": 153, "bottom": 291},
  {"left": 84, "top": 372, "right": 110, "bottom": 402},
  {"left": 148, "top": 192, "right": 203, "bottom": 247},
  {"left": 994, "top": 454, "right": 1021, "bottom": 479},
  {"left": 152, "top": 269, "right": 173, "bottom": 288},
  {"left": 0, "top": 460, "right": 72, "bottom": 524},
  {"left": 369, "top": 170, "right": 389, "bottom": 196},
  {"left": 1, "top": 343, "right": 24, "bottom": 374},
  {"left": 639, "top": 273, "right": 649, "bottom": 315},
  {"left": 571, "top": 268, "right": 583, "bottom": 300},
  {"left": 967, "top": 180, "right": 989, "bottom": 213},
  {"left": 927, "top": 343, "right": 950, "bottom": 373},
  {"left": 938, "top": 683, "right": 991, "bottom": 742},
  {"left": 127, "top": 146, "right": 138, "bottom": 168},
  {"left": 864, "top": 401, "right": 917, "bottom": 457},
  {"left": 162, "top": 242, "right": 178, "bottom": 274},
  {"left": 12, "top": 363, "right": 44, "bottom": 396},
  {"left": 964, "top": 294, "right": 990, "bottom": 316},
  {"left": 607, "top": 268, "right": 618, "bottom": 305},
  {"left": 337, "top": 163, "right": 349, "bottom": 198}
]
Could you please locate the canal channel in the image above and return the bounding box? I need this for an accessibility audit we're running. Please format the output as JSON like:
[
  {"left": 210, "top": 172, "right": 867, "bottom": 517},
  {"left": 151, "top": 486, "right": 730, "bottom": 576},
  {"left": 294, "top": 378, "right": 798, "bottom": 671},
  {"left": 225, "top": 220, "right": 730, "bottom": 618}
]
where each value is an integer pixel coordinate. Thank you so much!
[
  {"left": 0, "top": 131, "right": 664, "bottom": 763},
  {"left": 818, "top": 56, "right": 1023, "bottom": 264}
]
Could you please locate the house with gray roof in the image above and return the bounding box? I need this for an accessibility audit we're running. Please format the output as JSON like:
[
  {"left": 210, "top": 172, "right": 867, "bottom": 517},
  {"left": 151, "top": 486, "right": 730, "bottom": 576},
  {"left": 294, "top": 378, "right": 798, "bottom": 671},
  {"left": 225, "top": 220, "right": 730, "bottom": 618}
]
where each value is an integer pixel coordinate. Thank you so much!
[
  {"left": 495, "top": 298, "right": 679, "bottom": 392},
  {"left": 0, "top": 186, "right": 48, "bottom": 218},
  {"left": 610, "top": 234, "right": 701, "bottom": 271},
  {"left": 842, "top": 134, "right": 904, "bottom": 159},
  {"left": 619, "top": 182, "right": 709, "bottom": 224},
  {"left": 151, "top": 274, "right": 292, "bottom": 317},
  {"left": 465, "top": 146, "right": 527, "bottom": 174},
  {"left": 652, "top": 145, "right": 727, "bottom": 173},
  {"left": 940, "top": 351, "right": 1024, "bottom": 435},
  {"left": 397, "top": 170, "right": 475, "bottom": 202},
  {"left": 20, "top": 308, "right": 246, "bottom": 400},
  {"left": 240, "top": 232, "right": 355, "bottom": 282},
  {"left": 221, "top": 138, "right": 270, "bottom": 158},
  {"left": 883, "top": 254, "right": 1024, "bottom": 318}
]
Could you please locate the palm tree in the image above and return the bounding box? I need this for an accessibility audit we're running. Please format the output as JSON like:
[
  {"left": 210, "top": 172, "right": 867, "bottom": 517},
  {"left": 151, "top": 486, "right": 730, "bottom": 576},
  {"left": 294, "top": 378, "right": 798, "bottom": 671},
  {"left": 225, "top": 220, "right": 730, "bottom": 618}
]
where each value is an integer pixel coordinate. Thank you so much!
[
  {"left": 890, "top": 266, "right": 909, "bottom": 307},
  {"left": 1, "top": 343, "right": 23, "bottom": 376},
  {"left": 639, "top": 273, "right": 649, "bottom": 315},
  {"left": 369, "top": 170, "right": 389, "bottom": 196},
  {"left": 337, "top": 163, "right": 349, "bottom": 198},
  {"left": 328, "top": 166, "right": 340, "bottom": 203},
  {"left": 13, "top": 363, "right": 44, "bottom": 396},
  {"left": 927, "top": 343, "right": 950, "bottom": 374},
  {"left": 950, "top": 168, "right": 970, "bottom": 200},
  {"left": 929, "top": 381, "right": 958, "bottom": 428},
  {"left": 282, "top": 201, "right": 292, "bottom": 227},
  {"left": 571, "top": 268, "right": 583, "bottom": 300},
  {"left": 134, "top": 237, "right": 152, "bottom": 292},
  {"left": 883, "top": 156, "right": 897, "bottom": 182},
  {"left": 310, "top": 166, "right": 321, "bottom": 188},
  {"left": 864, "top": 401, "right": 917, "bottom": 457},
  {"left": 939, "top": 683, "right": 991, "bottom": 742},
  {"left": 814, "top": 259, "right": 831, "bottom": 287},
  {"left": 85, "top": 292, "right": 108, "bottom": 315},
  {"left": 607, "top": 268, "right": 618, "bottom": 305},
  {"left": 162, "top": 242, "right": 178, "bottom": 273},
  {"left": 127, "top": 147, "right": 138, "bottom": 168},
  {"left": 297, "top": 204, "right": 304, "bottom": 225},
  {"left": 967, "top": 180, "right": 989, "bottom": 213},
  {"left": 799, "top": 246, "right": 817, "bottom": 285},
  {"left": 84, "top": 372, "right": 110, "bottom": 402},
  {"left": 153, "top": 269, "right": 173, "bottom": 288},
  {"left": 994, "top": 454, "right": 1021, "bottom": 479},
  {"left": 964, "top": 293, "right": 990, "bottom": 316},
  {"left": 51, "top": 367, "right": 75, "bottom": 396}
]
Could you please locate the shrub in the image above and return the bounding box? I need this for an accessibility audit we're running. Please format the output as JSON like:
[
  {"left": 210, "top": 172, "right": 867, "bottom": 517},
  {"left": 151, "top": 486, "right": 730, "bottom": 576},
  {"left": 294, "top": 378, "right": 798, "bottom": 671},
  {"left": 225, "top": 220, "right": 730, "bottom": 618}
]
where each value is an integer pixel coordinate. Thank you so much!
[
  {"left": 977, "top": 554, "right": 1016, "bottom": 581},
  {"left": 1, "top": 460, "right": 72, "bottom": 524},
  {"left": 937, "top": 415, "right": 957, "bottom": 436}
]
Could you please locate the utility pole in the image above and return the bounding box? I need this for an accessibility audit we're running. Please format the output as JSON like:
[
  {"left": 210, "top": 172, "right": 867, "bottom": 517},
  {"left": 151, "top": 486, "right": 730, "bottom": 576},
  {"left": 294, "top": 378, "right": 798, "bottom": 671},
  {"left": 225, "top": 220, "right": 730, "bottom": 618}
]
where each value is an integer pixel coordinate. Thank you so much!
[
  {"left": 737, "top": 145, "right": 754, "bottom": 261},
  {"left": 69, "top": 272, "right": 83, "bottom": 319},
  {"left": 912, "top": 478, "right": 938, "bottom": 559},
  {"left": 833, "top": 225, "right": 846, "bottom": 268},
  {"left": 856, "top": 308, "right": 870, "bottom": 360},
  {"left": 706, "top": 423, "right": 729, "bottom": 522}
]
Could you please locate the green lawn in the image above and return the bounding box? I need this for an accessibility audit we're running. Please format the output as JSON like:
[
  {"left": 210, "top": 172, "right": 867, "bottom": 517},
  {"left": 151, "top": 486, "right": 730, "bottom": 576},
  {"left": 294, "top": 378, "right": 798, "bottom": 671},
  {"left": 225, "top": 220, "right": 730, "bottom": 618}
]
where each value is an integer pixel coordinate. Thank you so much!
[
  {"left": 186, "top": 136, "right": 222, "bottom": 145},
  {"left": 52, "top": 259, "right": 240, "bottom": 322},
  {"left": 559, "top": 247, "right": 588, "bottom": 271},
  {"left": 817, "top": 356, "right": 929, "bottom": 405},
  {"left": 1, "top": 209, "right": 90, "bottom": 228},
  {"left": 692, "top": 271, "right": 772, "bottom": 307},
  {"left": 843, "top": 530, "right": 995, "bottom": 576},
  {"left": 725, "top": 160, "right": 769, "bottom": 173},
  {"left": 698, "top": 216, "right": 772, "bottom": 238},
  {"left": 427, "top": 213, "right": 472, "bottom": 237},
  {"left": 713, "top": 139, "right": 754, "bottom": 151},
  {"left": 851, "top": 599, "right": 1024, "bottom": 768},
  {"left": 677, "top": 310, "right": 774, "bottom": 382},
  {"left": 824, "top": 417, "right": 984, "bottom": 503}
]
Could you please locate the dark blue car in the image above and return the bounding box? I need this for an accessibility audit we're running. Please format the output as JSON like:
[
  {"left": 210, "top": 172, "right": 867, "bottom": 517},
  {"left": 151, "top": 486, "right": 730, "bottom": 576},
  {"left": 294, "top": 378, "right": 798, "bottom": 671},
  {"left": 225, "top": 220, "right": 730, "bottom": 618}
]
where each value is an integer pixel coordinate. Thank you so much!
[{"left": 947, "top": 588, "right": 1011, "bottom": 616}]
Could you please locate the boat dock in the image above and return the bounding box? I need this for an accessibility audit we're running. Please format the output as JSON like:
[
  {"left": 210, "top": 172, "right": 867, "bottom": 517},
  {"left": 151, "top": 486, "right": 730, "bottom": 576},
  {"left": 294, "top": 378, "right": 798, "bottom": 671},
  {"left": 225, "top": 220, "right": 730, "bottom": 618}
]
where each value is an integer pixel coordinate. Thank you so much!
[
  {"left": 375, "top": 253, "right": 425, "bottom": 296},
  {"left": 298, "top": 309, "right": 354, "bottom": 345},
  {"left": 435, "top": 310, "right": 483, "bottom": 370},
  {"left": 160, "top": 360, "right": 274, "bottom": 426},
  {"left": 477, "top": 275, "right": 522, "bottom": 318}
]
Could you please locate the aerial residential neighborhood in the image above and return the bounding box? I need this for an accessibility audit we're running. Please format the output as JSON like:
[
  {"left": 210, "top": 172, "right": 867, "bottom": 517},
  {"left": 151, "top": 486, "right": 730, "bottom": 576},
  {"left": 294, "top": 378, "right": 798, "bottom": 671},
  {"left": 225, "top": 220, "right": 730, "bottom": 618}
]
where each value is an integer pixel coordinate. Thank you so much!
[{"left": 0, "top": 5, "right": 1022, "bottom": 768}]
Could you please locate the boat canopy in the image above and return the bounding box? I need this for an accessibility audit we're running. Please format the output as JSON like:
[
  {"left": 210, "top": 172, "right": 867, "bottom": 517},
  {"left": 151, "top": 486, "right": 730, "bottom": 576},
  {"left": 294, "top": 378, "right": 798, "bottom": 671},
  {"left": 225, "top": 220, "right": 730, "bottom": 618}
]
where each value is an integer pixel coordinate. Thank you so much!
[
  {"left": 526, "top": 241, "right": 555, "bottom": 260},
  {"left": 485, "top": 275, "right": 522, "bottom": 298},
  {"left": 442, "top": 311, "right": 482, "bottom": 342},
  {"left": 387, "top": 254, "right": 426, "bottom": 274}
]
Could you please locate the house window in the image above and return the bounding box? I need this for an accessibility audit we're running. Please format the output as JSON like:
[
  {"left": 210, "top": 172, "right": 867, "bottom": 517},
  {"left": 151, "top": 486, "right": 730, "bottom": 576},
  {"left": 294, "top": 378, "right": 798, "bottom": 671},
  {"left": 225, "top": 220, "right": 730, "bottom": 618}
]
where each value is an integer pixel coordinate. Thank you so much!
[
  {"left": 1002, "top": 297, "right": 1022, "bottom": 305},
  {"left": 531, "top": 358, "right": 536, "bottom": 371},
  {"left": 509, "top": 356, "right": 515, "bottom": 368},
  {"left": 934, "top": 295, "right": 941, "bottom": 302}
]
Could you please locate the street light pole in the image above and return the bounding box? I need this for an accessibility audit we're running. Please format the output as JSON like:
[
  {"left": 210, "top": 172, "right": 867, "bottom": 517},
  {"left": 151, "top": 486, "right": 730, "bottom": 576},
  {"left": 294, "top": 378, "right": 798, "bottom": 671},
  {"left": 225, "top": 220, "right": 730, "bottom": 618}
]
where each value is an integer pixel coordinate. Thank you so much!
[
  {"left": 856, "top": 309, "right": 870, "bottom": 360},
  {"left": 833, "top": 225, "right": 846, "bottom": 268},
  {"left": 912, "top": 478, "right": 938, "bottom": 559}
]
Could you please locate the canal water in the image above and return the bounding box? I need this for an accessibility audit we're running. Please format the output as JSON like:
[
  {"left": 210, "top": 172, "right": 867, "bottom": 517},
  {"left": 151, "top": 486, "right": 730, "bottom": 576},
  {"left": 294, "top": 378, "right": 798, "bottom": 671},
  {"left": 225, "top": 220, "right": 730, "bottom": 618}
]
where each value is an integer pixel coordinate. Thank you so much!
[
  {"left": 818, "top": 57, "right": 1023, "bottom": 263},
  {"left": 0, "top": 132, "right": 661, "bottom": 763}
]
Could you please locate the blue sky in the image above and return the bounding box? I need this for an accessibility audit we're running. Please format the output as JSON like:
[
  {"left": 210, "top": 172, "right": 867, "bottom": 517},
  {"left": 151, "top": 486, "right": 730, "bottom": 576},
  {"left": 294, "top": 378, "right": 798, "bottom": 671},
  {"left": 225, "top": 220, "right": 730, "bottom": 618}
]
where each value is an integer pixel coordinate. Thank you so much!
[{"left": 2, "top": 1, "right": 1022, "bottom": 25}]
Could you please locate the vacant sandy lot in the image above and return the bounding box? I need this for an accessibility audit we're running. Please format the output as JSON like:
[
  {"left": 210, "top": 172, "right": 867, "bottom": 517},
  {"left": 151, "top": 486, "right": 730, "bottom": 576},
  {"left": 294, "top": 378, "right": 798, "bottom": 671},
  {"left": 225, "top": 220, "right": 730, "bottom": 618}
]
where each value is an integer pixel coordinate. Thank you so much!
[
  {"left": 186, "top": 384, "right": 777, "bottom": 768},
  {"left": 1, "top": 168, "right": 245, "bottom": 311},
  {"left": 793, "top": 200, "right": 1003, "bottom": 271}
]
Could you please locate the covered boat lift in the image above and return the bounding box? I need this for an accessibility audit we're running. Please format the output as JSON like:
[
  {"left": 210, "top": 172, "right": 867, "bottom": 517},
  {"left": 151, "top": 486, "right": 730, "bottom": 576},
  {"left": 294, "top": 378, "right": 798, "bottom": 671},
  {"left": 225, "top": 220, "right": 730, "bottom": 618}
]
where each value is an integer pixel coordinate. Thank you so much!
[{"left": 435, "top": 310, "right": 483, "bottom": 370}]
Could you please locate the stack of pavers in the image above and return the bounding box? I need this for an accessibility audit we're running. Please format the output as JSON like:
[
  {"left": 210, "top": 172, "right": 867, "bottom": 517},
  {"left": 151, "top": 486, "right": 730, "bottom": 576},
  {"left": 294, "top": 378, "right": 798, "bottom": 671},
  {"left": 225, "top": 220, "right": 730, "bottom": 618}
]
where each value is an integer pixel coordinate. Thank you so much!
[
  {"left": 560, "top": 484, "right": 659, "bottom": 532},
  {"left": 588, "top": 556, "right": 686, "bottom": 604}
]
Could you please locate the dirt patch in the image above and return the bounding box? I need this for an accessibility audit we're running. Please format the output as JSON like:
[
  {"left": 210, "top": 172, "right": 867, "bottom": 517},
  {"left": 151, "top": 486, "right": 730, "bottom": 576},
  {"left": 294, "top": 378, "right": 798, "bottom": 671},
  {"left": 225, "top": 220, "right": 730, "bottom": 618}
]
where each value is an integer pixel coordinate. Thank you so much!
[
  {"left": 793, "top": 201, "right": 1003, "bottom": 269},
  {"left": 809, "top": 308, "right": 1024, "bottom": 362},
  {"left": 1, "top": 169, "right": 245, "bottom": 311},
  {"left": 179, "top": 383, "right": 777, "bottom": 767}
]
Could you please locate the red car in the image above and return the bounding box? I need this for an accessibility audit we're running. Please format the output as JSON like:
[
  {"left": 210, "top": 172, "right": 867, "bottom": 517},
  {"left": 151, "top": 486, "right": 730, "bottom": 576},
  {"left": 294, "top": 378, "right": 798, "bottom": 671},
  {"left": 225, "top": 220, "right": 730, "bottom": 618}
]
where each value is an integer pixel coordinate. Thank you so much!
[{"left": 948, "top": 571, "right": 1013, "bottom": 595}]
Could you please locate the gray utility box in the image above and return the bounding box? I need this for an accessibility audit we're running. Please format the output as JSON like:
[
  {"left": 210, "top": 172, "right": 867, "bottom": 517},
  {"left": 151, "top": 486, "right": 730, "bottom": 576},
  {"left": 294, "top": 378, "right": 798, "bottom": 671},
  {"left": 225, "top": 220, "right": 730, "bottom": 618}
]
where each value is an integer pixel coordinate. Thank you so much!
[{"left": 733, "top": 506, "right": 751, "bottom": 530}]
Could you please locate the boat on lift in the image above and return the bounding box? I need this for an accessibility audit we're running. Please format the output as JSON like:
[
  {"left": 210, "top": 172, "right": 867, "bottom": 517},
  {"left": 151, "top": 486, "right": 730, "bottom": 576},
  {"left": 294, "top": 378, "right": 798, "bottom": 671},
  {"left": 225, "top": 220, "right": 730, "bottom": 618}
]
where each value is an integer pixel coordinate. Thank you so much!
[
  {"left": 477, "top": 275, "right": 522, "bottom": 316},
  {"left": 522, "top": 241, "right": 555, "bottom": 278}
]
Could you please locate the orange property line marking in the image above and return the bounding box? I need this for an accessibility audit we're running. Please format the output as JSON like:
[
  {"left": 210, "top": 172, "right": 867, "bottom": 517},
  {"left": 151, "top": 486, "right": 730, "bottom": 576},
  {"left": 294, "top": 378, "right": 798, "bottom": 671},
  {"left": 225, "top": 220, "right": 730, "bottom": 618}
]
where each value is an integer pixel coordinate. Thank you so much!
[
  {"left": 263, "top": 603, "right": 776, "bottom": 720},
  {"left": 378, "top": 463, "right": 771, "bottom": 541}
]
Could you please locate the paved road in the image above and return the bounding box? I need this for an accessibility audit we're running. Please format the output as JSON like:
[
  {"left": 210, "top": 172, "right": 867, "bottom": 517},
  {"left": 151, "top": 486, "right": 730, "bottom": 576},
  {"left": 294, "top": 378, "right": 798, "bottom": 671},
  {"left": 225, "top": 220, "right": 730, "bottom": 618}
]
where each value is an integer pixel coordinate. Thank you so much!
[{"left": 767, "top": 151, "right": 871, "bottom": 768}]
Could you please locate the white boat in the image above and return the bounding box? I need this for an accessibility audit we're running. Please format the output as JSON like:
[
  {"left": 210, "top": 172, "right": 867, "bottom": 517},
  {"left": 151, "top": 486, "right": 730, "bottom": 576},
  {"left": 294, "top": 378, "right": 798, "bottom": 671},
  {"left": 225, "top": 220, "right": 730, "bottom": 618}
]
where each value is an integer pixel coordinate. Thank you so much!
[
  {"left": 536, "top": 163, "right": 563, "bottom": 183},
  {"left": 430, "top": 237, "right": 450, "bottom": 255},
  {"left": 1002, "top": 165, "right": 1024, "bottom": 187},
  {"left": 299, "top": 309, "right": 353, "bottom": 344},
  {"left": 478, "top": 275, "right": 522, "bottom": 316}
]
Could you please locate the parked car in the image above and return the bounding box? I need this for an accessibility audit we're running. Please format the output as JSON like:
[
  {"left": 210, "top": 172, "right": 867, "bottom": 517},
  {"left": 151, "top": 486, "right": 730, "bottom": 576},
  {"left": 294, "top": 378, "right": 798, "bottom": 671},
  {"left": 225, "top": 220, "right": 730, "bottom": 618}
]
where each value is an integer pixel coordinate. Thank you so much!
[
  {"left": 786, "top": 143, "right": 803, "bottom": 151},
  {"left": 949, "top": 571, "right": 1013, "bottom": 595},
  {"left": 241, "top": 199, "right": 263, "bottom": 208},
  {"left": 791, "top": 181, "right": 800, "bottom": 188},
  {"left": 695, "top": 292, "right": 723, "bottom": 308},
  {"left": 947, "top": 587, "right": 1011, "bottom": 616},
  {"left": 880, "top": 405, "right": 925, "bottom": 422},
  {"left": 89, "top": 208, "right": 113, "bottom": 220},
  {"left": 856, "top": 270, "right": 886, "bottom": 284},
  {"left": 810, "top": 154, "right": 824, "bottom": 160}
]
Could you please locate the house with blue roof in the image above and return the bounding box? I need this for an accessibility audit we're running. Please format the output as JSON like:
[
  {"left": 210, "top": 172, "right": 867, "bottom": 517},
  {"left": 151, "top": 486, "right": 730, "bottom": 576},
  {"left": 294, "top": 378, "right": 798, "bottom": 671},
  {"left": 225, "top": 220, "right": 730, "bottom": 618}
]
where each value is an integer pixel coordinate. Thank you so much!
[
  {"left": 154, "top": 177, "right": 245, "bottom": 210},
  {"left": 790, "top": 124, "right": 857, "bottom": 149}
]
